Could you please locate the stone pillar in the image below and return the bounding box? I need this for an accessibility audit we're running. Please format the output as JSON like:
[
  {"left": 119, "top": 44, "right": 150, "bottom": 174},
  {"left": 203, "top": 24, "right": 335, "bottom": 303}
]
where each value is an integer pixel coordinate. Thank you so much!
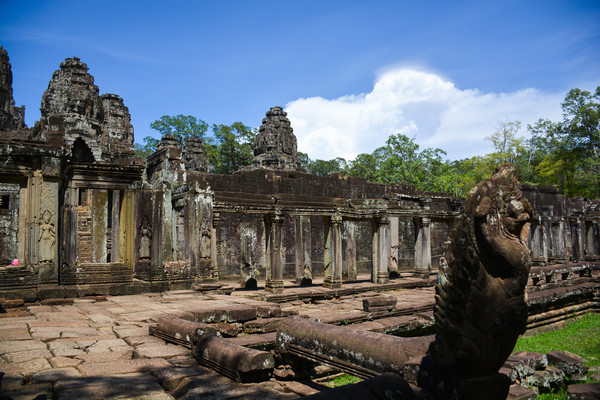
[
  {"left": 373, "top": 215, "right": 390, "bottom": 284},
  {"left": 342, "top": 220, "right": 357, "bottom": 282},
  {"left": 542, "top": 206, "right": 553, "bottom": 260},
  {"left": 111, "top": 189, "right": 120, "bottom": 262},
  {"left": 119, "top": 190, "right": 135, "bottom": 269},
  {"left": 323, "top": 215, "right": 343, "bottom": 289},
  {"left": 294, "top": 216, "right": 312, "bottom": 285},
  {"left": 265, "top": 213, "right": 285, "bottom": 293},
  {"left": 414, "top": 217, "right": 432, "bottom": 278},
  {"left": 552, "top": 218, "right": 567, "bottom": 262},
  {"left": 210, "top": 212, "right": 220, "bottom": 280},
  {"left": 530, "top": 217, "right": 548, "bottom": 265},
  {"left": 571, "top": 214, "right": 584, "bottom": 261},
  {"left": 389, "top": 216, "right": 400, "bottom": 276},
  {"left": 586, "top": 220, "right": 598, "bottom": 256}
]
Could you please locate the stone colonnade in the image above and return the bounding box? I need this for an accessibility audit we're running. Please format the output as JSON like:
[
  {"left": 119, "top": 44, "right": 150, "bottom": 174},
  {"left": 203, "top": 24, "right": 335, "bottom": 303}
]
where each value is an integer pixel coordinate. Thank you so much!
[
  {"left": 530, "top": 206, "right": 600, "bottom": 265},
  {"left": 257, "top": 208, "right": 436, "bottom": 294}
]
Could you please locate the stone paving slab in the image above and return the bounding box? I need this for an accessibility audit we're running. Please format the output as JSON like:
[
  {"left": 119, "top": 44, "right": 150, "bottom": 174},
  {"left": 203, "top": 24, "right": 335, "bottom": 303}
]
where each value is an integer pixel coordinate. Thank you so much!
[
  {"left": 0, "top": 283, "right": 441, "bottom": 399},
  {"left": 0, "top": 339, "right": 47, "bottom": 353},
  {"left": 53, "top": 373, "right": 172, "bottom": 400},
  {"left": 2, "top": 348, "right": 52, "bottom": 363},
  {"left": 77, "top": 358, "right": 172, "bottom": 376}
]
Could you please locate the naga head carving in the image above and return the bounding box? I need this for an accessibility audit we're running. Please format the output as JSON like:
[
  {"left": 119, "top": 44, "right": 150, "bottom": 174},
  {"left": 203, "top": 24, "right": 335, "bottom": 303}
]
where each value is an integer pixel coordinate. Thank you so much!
[{"left": 430, "top": 163, "right": 532, "bottom": 381}]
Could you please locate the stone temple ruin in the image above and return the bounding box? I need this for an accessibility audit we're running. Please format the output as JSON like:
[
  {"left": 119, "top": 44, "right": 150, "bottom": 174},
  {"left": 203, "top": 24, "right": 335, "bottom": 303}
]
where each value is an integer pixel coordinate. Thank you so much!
[
  {"left": 1, "top": 47, "right": 599, "bottom": 301},
  {"left": 1, "top": 48, "right": 600, "bottom": 399}
]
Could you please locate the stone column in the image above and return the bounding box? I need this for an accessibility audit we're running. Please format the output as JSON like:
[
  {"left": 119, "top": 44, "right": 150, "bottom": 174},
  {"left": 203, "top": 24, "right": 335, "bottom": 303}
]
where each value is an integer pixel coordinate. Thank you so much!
[
  {"left": 552, "top": 218, "right": 567, "bottom": 262},
  {"left": 373, "top": 215, "right": 390, "bottom": 284},
  {"left": 414, "top": 217, "right": 432, "bottom": 278},
  {"left": 342, "top": 220, "right": 357, "bottom": 281},
  {"left": 111, "top": 189, "right": 121, "bottom": 262},
  {"left": 389, "top": 216, "right": 400, "bottom": 276},
  {"left": 586, "top": 220, "right": 598, "bottom": 256},
  {"left": 266, "top": 213, "right": 285, "bottom": 293},
  {"left": 324, "top": 215, "right": 343, "bottom": 289},
  {"left": 210, "top": 212, "right": 220, "bottom": 280},
  {"left": 294, "top": 216, "right": 312, "bottom": 285},
  {"left": 542, "top": 206, "right": 553, "bottom": 261},
  {"left": 571, "top": 214, "right": 584, "bottom": 261}
]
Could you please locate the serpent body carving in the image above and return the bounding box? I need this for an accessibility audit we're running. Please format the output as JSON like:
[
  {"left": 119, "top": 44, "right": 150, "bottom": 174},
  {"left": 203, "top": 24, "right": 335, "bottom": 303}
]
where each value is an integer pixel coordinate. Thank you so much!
[{"left": 430, "top": 163, "right": 532, "bottom": 380}]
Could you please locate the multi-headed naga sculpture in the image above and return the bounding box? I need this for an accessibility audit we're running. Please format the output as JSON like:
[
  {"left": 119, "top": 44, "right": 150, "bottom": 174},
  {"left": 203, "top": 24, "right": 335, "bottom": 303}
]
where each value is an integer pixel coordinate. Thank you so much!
[{"left": 422, "top": 163, "right": 532, "bottom": 398}]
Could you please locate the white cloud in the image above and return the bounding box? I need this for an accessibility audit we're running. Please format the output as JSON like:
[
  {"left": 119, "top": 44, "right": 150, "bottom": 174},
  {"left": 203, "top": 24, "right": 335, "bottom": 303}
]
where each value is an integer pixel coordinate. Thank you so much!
[{"left": 285, "top": 69, "right": 564, "bottom": 161}]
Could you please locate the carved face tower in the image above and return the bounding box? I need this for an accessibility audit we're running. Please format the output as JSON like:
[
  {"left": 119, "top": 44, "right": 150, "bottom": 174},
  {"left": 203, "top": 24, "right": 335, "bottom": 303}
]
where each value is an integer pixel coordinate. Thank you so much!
[{"left": 251, "top": 106, "right": 304, "bottom": 171}]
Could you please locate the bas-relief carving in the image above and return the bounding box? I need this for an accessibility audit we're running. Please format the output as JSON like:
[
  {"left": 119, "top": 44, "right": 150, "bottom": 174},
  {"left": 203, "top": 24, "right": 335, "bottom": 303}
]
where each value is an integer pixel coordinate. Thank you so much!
[
  {"left": 139, "top": 216, "right": 152, "bottom": 260},
  {"left": 240, "top": 223, "right": 257, "bottom": 285},
  {"left": 199, "top": 199, "right": 212, "bottom": 259},
  {"left": 38, "top": 210, "right": 55, "bottom": 264}
]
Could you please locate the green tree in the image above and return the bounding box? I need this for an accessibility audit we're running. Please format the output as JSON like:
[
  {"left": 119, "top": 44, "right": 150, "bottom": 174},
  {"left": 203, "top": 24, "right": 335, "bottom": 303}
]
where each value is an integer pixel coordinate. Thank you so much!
[
  {"left": 210, "top": 122, "right": 256, "bottom": 174},
  {"left": 307, "top": 158, "right": 348, "bottom": 176},
  {"left": 526, "top": 86, "right": 600, "bottom": 197},
  {"left": 149, "top": 114, "right": 209, "bottom": 143}
]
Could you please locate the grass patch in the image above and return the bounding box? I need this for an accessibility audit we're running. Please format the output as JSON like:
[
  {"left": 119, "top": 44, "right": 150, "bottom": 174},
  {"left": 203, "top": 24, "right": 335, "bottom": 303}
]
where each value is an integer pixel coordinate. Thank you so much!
[
  {"left": 514, "top": 312, "right": 600, "bottom": 367},
  {"left": 514, "top": 312, "right": 600, "bottom": 400},
  {"left": 323, "top": 373, "right": 363, "bottom": 388}
]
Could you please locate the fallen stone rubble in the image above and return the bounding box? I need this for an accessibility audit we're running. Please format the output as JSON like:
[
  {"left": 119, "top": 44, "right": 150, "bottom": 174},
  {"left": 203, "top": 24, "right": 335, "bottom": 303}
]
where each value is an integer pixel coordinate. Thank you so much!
[{"left": 503, "top": 350, "right": 597, "bottom": 399}]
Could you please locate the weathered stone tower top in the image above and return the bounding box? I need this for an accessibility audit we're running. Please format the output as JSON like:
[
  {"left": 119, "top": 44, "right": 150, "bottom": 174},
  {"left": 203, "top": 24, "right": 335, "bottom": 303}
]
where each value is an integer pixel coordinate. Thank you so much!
[
  {"left": 27, "top": 56, "right": 136, "bottom": 164},
  {"left": 251, "top": 106, "right": 303, "bottom": 171},
  {"left": 183, "top": 137, "right": 211, "bottom": 173},
  {"left": 0, "top": 46, "right": 25, "bottom": 131},
  {"left": 41, "top": 57, "right": 103, "bottom": 119}
]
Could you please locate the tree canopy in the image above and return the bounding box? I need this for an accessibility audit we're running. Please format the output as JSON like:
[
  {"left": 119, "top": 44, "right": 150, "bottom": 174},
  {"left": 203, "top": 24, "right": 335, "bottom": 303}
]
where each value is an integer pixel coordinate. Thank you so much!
[{"left": 137, "top": 86, "right": 600, "bottom": 199}]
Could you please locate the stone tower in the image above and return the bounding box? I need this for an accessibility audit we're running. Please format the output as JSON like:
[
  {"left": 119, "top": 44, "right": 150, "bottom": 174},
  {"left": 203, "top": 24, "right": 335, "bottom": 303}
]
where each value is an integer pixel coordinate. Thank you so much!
[
  {"left": 0, "top": 46, "right": 25, "bottom": 131},
  {"left": 183, "top": 136, "right": 211, "bottom": 173},
  {"left": 31, "top": 56, "right": 135, "bottom": 164},
  {"left": 251, "top": 106, "right": 304, "bottom": 171}
]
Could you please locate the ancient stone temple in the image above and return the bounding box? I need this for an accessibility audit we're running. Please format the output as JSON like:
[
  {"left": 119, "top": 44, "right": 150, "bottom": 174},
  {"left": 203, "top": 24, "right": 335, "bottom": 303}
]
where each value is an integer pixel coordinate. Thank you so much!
[
  {"left": 1, "top": 49, "right": 599, "bottom": 301},
  {"left": 251, "top": 106, "right": 304, "bottom": 171},
  {"left": 0, "top": 46, "right": 25, "bottom": 131}
]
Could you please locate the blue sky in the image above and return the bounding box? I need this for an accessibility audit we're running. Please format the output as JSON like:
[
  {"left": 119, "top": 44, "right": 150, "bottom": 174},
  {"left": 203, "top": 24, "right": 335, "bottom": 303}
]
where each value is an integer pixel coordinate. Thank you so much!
[{"left": 1, "top": 0, "right": 599, "bottom": 161}]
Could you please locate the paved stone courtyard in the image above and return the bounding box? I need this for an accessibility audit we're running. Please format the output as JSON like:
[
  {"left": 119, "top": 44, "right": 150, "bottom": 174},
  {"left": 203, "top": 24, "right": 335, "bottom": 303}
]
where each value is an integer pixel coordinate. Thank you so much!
[{"left": 0, "top": 277, "right": 436, "bottom": 400}]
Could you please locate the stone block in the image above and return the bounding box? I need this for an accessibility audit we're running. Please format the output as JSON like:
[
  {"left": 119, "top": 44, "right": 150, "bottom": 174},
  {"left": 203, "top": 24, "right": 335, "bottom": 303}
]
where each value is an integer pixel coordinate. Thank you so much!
[
  {"left": 525, "top": 366, "right": 565, "bottom": 390},
  {"left": 243, "top": 318, "right": 283, "bottom": 334},
  {"left": 149, "top": 314, "right": 218, "bottom": 347},
  {"left": 32, "top": 367, "right": 81, "bottom": 382},
  {"left": 547, "top": 351, "right": 588, "bottom": 380},
  {"left": 151, "top": 365, "right": 212, "bottom": 391},
  {"left": 512, "top": 351, "right": 548, "bottom": 370},
  {"left": 189, "top": 304, "right": 257, "bottom": 323},
  {"left": 499, "top": 366, "right": 518, "bottom": 383},
  {"left": 49, "top": 356, "right": 83, "bottom": 368},
  {"left": 75, "top": 349, "right": 133, "bottom": 363},
  {"left": 567, "top": 383, "right": 600, "bottom": 399},
  {"left": 192, "top": 334, "right": 275, "bottom": 382},
  {"left": 40, "top": 298, "right": 74, "bottom": 306},
  {"left": 362, "top": 295, "right": 398, "bottom": 312},
  {"left": 401, "top": 356, "right": 425, "bottom": 385},
  {"left": 504, "top": 354, "right": 536, "bottom": 380},
  {"left": 0, "top": 339, "right": 47, "bottom": 354},
  {"left": 0, "top": 357, "right": 52, "bottom": 375},
  {"left": 212, "top": 322, "right": 242, "bottom": 337},
  {"left": 255, "top": 304, "right": 283, "bottom": 318},
  {"left": 133, "top": 343, "right": 190, "bottom": 359},
  {"left": 76, "top": 358, "right": 172, "bottom": 376},
  {"left": 2, "top": 348, "right": 52, "bottom": 363},
  {"left": 507, "top": 385, "right": 537, "bottom": 400},
  {"left": 54, "top": 373, "right": 171, "bottom": 400}
]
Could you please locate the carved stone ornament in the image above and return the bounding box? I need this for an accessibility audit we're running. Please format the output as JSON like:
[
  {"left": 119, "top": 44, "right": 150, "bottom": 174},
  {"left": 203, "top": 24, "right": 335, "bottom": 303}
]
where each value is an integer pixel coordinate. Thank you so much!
[{"left": 422, "top": 163, "right": 533, "bottom": 397}]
